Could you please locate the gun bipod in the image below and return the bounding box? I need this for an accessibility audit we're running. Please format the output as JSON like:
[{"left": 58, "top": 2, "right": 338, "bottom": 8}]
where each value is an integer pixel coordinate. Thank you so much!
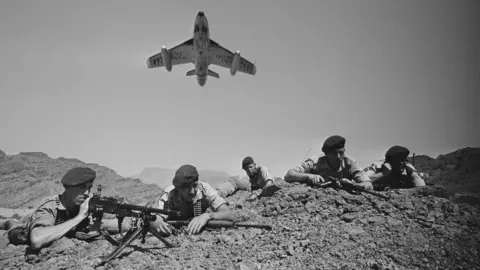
[{"left": 98, "top": 214, "right": 179, "bottom": 263}]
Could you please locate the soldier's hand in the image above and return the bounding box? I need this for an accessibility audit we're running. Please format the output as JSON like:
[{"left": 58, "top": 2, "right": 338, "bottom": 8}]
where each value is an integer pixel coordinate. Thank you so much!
[
  {"left": 151, "top": 218, "right": 172, "bottom": 236},
  {"left": 78, "top": 196, "right": 91, "bottom": 219},
  {"left": 187, "top": 213, "right": 210, "bottom": 235},
  {"left": 309, "top": 174, "right": 325, "bottom": 185},
  {"left": 352, "top": 182, "right": 373, "bottom": 191},
  {"left": 247, "top": 193, "right": 258, "bottom": 201},
  {"left": 264, "top": 180, "right": 274, "bottom": 188},
  {"left": 381, "top": 163, "right": 392, "bottom": 176},
  {"left": 334, "top": 178, "right": 353, "bottom": 189}
]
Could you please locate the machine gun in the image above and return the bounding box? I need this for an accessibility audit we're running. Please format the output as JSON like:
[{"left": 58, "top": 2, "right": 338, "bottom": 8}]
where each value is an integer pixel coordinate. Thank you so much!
[
  {"left": 314, "top": 176, "right": 389, "bottom": 200},
  {"left": 166, "top": 219, "right": 273, "bottom": 234},
  {"left": 88, "top": 185, "right": 182, "bottom": 263}
]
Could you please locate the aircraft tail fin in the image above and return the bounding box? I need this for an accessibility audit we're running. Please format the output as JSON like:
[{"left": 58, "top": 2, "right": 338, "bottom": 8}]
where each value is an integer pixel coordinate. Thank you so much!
[
  {"left": 207, "top": 69, "right": 219, "bottom": 78},
  {"left": 186, "top": 69, "right": 196, "bottom": 76}
]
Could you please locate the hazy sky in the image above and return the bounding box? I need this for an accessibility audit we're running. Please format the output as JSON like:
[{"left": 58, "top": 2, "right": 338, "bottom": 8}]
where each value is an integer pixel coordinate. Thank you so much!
[{"left": 1, "top": 1, "right": 479, "bottom": 178}]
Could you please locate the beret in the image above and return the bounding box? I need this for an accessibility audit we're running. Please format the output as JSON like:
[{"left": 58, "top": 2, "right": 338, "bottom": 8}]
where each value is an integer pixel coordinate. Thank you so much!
[
  {"left": 321, "top": 135, "right": 346, "bottom": 153},
  {"left": 242, "top": 156, "right": 255, "bottom": 169},
  {"left": 172, "top": 164, "right": 199, "bottom": 188},
  {"left": 61, "top": 167, "right": 96, "bottom": 186},
  {"left": 385, "top": 146, "right": 410, "bottom": 160}
]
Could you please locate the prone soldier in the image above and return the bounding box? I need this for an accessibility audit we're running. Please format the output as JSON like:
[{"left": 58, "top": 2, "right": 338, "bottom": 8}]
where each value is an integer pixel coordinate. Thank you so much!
[
  {"left": 284, "top": 135, "right": 373, "bottom": 190},
  {"left": 363, "top": 145, "right": 426, "bottom": 190},
  {"left": 215, "top": 156, "right": 276, "bottom": 201},
  {"left": 0, "top": 167, "right": 132, "bottom": 250},
  {"left": 147, "top": 164, "right": 233, "bottom": 236}
]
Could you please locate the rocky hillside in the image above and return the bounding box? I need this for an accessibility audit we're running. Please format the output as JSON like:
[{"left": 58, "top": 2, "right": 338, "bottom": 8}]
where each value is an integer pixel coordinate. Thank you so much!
[
  {"left": 135, "top": 167, "right": 232, "bottom": 189},
  {"left": 0, "top": 180, "right": 479, "bottom": 269},
  {"left": 407, "top": 147, "right": 480, "bottom": 194},
  {"left": 0, "top": 151, "right": 164, "bottom": 209}
]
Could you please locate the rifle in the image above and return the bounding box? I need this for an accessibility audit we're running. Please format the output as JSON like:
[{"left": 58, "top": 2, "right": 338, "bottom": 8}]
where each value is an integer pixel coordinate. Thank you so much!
[
  {"left": 166, "top": 219, "right": 272, "bottom": 233},
  {"left": 315, "top": 176, "right": 389, "bottom": 200},
  {"left": 88, "top": 185, "right": 182, "bottom": 263}
]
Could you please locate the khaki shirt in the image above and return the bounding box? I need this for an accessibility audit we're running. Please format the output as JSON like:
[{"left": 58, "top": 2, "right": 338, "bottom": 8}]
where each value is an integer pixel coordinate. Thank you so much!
[
  {"left": 291, "top": 156, "right": 370, "bottom": 183},
  {"left": 153, "top": 181, "right": 227, "bottom": 220},
  {"left": 363, "top": 160, "right": 425, "bottom": 188},
  {"left": 249, "top": 164, "right": 274, "bottom": 189},
  {"left": 24, "top": 195, "right": 89, "bottom": 239}
]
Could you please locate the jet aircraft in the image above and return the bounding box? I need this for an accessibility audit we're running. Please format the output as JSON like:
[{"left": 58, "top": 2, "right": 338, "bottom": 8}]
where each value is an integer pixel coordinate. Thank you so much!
[{"left": 146, "top": 11, "right": 257, "bottom": 86}]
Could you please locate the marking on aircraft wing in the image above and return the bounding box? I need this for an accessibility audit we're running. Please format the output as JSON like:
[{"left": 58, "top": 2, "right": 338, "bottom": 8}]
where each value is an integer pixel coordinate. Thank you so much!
[
  {"left": 171, "top": 52, "right": 188, "bottom": 61},
  {"left": 215, "top": 55, "right": 233, "bottom": 64}
]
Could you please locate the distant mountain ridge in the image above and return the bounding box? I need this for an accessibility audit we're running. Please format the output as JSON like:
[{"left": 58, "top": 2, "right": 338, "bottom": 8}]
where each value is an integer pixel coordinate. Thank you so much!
[
  {"left": 407, "top": 147, "right": 480, "bottom": 193},
  {"left": 135, "top": 167, "right": 233, "bottom": 188},
  {"left": 0, "top": 150, "right": 164, "bottom": 209}
]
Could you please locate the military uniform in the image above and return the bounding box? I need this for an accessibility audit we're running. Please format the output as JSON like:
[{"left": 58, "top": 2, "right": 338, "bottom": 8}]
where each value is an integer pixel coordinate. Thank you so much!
[
  {"left": 0, "top": 167, "right": 96, "bottom": 249},
  {"left": 291, "top": 155, "right": 370, "bottom": 182},
  {"left": 151, "top": 181, "right": 228, "bottom": 220},
  {"left": 216, "top": 164, "right": 274, "bottom": 197},
  {"left": 363, "top": 160, "right": 426, "bottom": 189},
  {"left": 363, "top": 145, "right": 426, "bottom": 189}
]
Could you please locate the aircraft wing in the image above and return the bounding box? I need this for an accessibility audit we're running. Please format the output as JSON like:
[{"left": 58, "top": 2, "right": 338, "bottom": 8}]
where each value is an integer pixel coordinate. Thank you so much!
[
  {"left": 209, "top": 39, "right": 256, "bottom": 75},
  {"left": 147, "top": 38, "right": 194, "bottom": 68}
]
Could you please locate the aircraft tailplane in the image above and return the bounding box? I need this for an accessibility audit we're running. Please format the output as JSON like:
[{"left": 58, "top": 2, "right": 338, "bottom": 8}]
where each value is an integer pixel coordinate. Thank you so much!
[
  {"left": 186, "top": 69, "right": 196, "bottom": 76},
  {"left": 207, "top": 69, "right": 219, "bottom": 78}
]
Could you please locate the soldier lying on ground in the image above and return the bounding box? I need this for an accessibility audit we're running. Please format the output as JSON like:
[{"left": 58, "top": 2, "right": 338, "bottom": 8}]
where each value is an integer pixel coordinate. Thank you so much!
[
  {"left": 284, "top": 135, "right": 373, "bottom": 190},
  {"left": 0, "top": 167, "right": 132, "bottom": 250},
  {"left": 362, "top": 145, "right": 426, "bottom": 190},
  {"left": 147, "top": 164, "right": 233, "bottom": 236},
  {"left": 215, "top": 156, "right": 276, "bottom": 201}
]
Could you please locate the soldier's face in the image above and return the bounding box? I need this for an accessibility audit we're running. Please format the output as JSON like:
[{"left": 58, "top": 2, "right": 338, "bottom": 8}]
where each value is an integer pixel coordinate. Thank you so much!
[
  {"left": 390, "top": 157, "right": 406, "bottom": 172},
  {"left": 177, "top": 181, "right": 198, "bottom": 203},
  {"left": 244, "top": 163, "right": 257, "bottom": 177},
  {"left": 326, "top": 148, "right": 345, "bottom": 163},
  {"left": 64, "top": 182, "right": 93, "bottom": 206}
]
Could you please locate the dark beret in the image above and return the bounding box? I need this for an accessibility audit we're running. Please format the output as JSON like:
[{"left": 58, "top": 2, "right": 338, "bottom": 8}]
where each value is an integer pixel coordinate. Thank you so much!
[
  {"left": 242, "top": 156, "right": 255, "bottom": 169},
  {"left": 61, "top": 167, "right": 96, "bottom": 186},
  {"left": 172, "top": 164, "right": 199, "bottom": 188},
  {"left": 385, "top": 146, "right": 410, "bottom": 160},
  {"left": 321, "top": 135, "right": 346, "bottom": 153}
]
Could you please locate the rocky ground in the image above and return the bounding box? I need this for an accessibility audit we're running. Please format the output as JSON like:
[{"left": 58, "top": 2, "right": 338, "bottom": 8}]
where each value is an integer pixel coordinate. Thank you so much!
[{"left": 1, "top": 179, "right": 479, "bottom": 270}]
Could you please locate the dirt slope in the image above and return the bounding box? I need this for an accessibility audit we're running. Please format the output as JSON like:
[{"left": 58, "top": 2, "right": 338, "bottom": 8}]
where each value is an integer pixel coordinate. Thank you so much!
[{"left": 0, "top": 180, "right": 479, "bottom": 270}]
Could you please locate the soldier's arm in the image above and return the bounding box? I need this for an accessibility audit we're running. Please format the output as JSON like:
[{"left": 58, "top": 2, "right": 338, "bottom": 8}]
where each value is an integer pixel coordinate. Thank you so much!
[
  {"left": 203, "top": 183, "right": 234, "bottom": 221},
  {"left": 259, "top": 166, "right": 274, "bottom": 188},
  {"left": 407, "top": 165, "right": 426, "bottom": 187},
  {"left": 29, "top": 198, "right": 91, "bottom": 250},
  {"left": 284, "top": 157, "right": 316, "bottom": 183},
  {"left": 210, "top": 204, "right": 233, "bottom": 221},
  {"left": 30, "top": 216, "right": 87, "bottom": 250}
]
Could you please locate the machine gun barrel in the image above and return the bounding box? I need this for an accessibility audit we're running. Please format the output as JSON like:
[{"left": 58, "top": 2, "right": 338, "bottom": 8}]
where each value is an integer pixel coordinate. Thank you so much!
[{"left": 88, "top": 196, "right": 181, "bottom": 217}]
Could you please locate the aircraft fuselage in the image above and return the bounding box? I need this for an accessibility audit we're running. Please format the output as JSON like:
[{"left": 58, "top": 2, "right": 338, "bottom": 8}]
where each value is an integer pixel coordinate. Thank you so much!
[{"left": 193, "top": 11, "right": 210, "bottom": 86}]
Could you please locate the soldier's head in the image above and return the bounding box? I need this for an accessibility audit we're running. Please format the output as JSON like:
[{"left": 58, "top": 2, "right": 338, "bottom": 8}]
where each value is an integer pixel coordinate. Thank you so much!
[
  {"left": 172, "top": 164, "right": 199, "bottom": 203},
  {"left": 385, "top": 146, "right": 410, "bottom": 172},
  {"left": 242, "top": 156, "right": 258, "bottom": 178},
  {"left": 61, "top": 167, "right": 96, "bottom": 207},
  {"left": 322, "top": 135, "right": 346, "bottom": 164}
]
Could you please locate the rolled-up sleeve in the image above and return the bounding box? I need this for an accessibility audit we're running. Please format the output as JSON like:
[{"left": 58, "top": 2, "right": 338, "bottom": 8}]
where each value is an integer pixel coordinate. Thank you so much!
[
  {"left": 406, "top": 164, "right": 426, "bottom": 187},
  {"left": 259, "top": 166, "right": 274, "bottom": 186},
  {"left": 290, "top": 157, "right": 317, "bottom": 174},
  {"left": 202, "top": 182, "right": 227, "bottom": 211},
  {"left": 26, "top": 202, "right": 57, "bottom": 236},
  {"left": 349, "top": 160, "right": 371, "bottom": 183}
]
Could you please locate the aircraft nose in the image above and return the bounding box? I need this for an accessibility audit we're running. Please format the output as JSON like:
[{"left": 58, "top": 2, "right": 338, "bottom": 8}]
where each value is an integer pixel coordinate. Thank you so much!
[{"left": 198, "top": 11, "right": 204, "bottom": 17}]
